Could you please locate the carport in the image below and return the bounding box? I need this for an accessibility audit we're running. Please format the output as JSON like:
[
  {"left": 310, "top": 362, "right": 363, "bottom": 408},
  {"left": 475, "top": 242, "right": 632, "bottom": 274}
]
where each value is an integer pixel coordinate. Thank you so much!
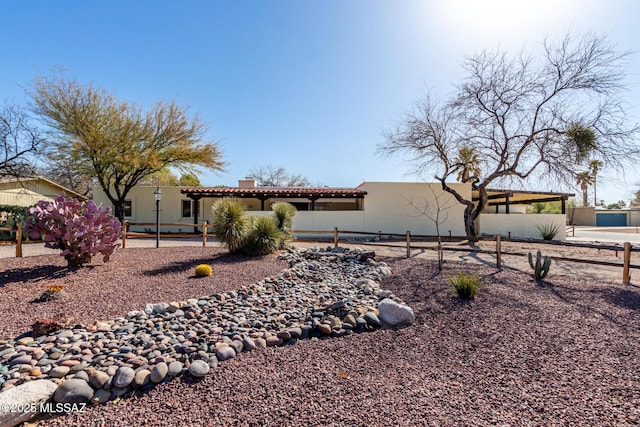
[{"left": 472, "top": 189, "right": 575, "bottom": 213}]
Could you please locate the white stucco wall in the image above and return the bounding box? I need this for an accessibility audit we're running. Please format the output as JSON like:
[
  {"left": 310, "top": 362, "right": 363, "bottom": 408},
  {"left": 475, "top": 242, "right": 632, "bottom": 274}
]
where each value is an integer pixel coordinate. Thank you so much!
[
  {"left": 357, "top": 182, "right": 470, "bottom": 236},
  {"left": 630, "top": 210, "right": 640, "bottom": 227},
  {"left": 478, "top": 213, "right": 567, "bottom": 240},
  {"left": 93, "top": 186, "right": 205, "bottom": 232}
]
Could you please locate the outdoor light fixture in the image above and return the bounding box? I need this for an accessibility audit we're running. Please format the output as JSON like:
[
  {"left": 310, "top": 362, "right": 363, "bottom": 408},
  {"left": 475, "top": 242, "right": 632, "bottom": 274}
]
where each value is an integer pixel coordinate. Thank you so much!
[{"left": 154, "top": 187, "right": 162, "bottom": 248}]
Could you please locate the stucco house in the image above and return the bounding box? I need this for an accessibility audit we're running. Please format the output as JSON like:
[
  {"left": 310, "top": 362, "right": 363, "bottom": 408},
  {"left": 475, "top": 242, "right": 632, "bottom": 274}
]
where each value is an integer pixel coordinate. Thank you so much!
[{"left": 92, "top": 179, "right": 572, "bottom": 240}]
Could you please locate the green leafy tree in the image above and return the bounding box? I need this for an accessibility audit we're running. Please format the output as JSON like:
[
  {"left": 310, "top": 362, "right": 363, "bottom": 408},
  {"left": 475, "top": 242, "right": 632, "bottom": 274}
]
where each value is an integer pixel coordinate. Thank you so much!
[
  {"left": 30, "top": 74, "right": 224, "bottom": 219},
  {"left": 380, "top": 33, "right": 638, "bottom": 238},
  {"left": 178, "top": 172, "right": 201, "bottom": 187}
]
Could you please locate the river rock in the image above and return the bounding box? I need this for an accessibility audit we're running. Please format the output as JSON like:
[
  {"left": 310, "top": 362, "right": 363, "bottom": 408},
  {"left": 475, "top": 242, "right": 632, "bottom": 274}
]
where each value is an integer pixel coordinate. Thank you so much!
[
  {"left": 167, "top": 361, "right": 184, "bottom": 376},
  {"left": 49, "top": 366, "right": 70, "bottom": 378},
  {"left": 150, "top": 362, "right": 168, "bottom": 383},
  {"left": 363, "top": 312, "right": 381, "bottom": 327},
  {"left": 89, "top": 369, "right": 110, "bottom": 389},
  {"left": 53, "top": 378, "right": 94, "bottom": 403},
  {"left": 216, "top": 346, "right": 236, "bottom": 361},
  {"left": 188, "top": 360, "right": 210, "bottom": 378},
  {"left": 113, "top": 367, "right": 135, "bottom": 388}
]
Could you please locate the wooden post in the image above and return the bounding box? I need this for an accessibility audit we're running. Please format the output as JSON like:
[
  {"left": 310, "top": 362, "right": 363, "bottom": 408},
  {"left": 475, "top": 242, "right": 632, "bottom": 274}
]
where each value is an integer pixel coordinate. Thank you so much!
[
  {"left": 572, "top": 224, "right": 575, "bottom": 237},
  {"left": 122, "top": 221, "right": 127, "bottom": 249},
  {"left": 496, "top": 234, "right": 502, "bottom": 268},
  {"left": 623, "top": 242, "right": 631, "bottom": 284},
  {"left": 15, "top": 222, "right": 22, "bottom": 258},
  {"left": 202, "top": 221, "right": 208, "bottom": 247},
  {"left": 406, "top": 230, "right": 411, "bottom": 258},
  {"left": 333, "top": 227, "right": 338, "bottom": 248}
]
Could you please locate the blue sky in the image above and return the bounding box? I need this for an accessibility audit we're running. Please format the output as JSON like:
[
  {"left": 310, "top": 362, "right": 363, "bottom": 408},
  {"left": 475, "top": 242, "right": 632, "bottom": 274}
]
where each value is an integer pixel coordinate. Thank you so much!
[{"left": 1, "top": 0, "right": 639, "bottom": 203}]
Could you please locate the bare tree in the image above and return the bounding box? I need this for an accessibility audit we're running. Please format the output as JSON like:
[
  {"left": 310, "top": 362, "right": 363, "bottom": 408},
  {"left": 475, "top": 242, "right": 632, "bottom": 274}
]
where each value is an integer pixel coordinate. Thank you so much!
[
  {"left": 0, "top": 104, "right": 43, "bottom": 179},
  {"left": 380, "top": 33, "right": 639, "bottom": 238},
  {"left": 405, "top": 185, "right": 457, "bottom": 270},
  {"left": 39, "top": 150, "right": 96, "bottom": 197},
  {"left": 248, "top": 164, "right": 312, "bottom": 187}
]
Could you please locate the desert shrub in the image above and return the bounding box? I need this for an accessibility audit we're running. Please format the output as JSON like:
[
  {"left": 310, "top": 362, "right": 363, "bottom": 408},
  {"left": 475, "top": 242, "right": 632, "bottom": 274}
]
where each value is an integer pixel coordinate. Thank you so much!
[
  {"left": 242, "top": 216, "right": 282, "bottom": 256},
  {"left": 195, "top": 264, "right": 213, "bottom": 277},
  {"left": 23, "top": 193, "right": 122, "bottom": 267},
  {"left": 536, "top": 222, "right": 560, "bottom": 240},
  {"left": 211, "top": 197, "right": 248, "bottom": 253},
  {"left": 528, "top": 249, "right": 551, "bottom": 281},
  {"left": 448, "top": 271, "right": 481, "bottom": 299}
]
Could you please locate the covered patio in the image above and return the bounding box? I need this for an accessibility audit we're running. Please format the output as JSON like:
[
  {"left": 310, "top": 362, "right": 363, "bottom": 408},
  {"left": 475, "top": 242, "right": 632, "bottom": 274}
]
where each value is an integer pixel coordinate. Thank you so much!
[{"left": 474, "top": 189, "right": 575, "bottom": 214}]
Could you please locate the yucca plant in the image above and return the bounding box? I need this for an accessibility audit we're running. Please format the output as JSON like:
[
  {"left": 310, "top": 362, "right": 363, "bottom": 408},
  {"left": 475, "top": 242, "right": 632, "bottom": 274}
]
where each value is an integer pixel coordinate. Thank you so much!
[
  {"left": 448, "top": 271, "right": 481, "bottom": 299},
  {"left": 242, "top": 216, "right": 282, "bottom": 256},
  {"left": 536, "top": 222, "right": 560, "bottom": 240},
  {"left": 271, "top": 202, "right": 297, "bottom": 248},
  {"left": 211, "top": 198, "right": 248, "bottom": 253}
]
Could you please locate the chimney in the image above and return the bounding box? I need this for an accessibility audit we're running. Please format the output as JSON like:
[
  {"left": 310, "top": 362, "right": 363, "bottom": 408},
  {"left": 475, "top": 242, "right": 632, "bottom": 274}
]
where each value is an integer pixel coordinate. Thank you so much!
[{"left": 238, "top": 178, "right": 256, "bottom": 188}]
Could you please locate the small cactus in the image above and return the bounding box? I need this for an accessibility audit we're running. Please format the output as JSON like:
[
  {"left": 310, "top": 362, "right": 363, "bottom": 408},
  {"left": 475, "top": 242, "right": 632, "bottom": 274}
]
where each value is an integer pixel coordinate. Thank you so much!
[
  {"left": 528, "top": 250, "right": 551, "bottom": 281},
  {"left": 195, "top": 264, "right": 213, "bottom": 277}
]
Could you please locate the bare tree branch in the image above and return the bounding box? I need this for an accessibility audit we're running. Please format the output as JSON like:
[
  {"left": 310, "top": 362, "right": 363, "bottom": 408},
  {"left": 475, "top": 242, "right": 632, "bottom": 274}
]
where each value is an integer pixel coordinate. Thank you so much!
[{"left": 379, "top": 33, "right": 639, "bottom": 238}]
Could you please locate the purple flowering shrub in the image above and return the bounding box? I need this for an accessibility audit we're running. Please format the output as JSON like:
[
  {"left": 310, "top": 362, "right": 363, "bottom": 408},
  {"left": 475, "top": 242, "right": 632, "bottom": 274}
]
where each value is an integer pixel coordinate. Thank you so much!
[{"left": 23, "top": 193, "right": 123, "bottom": 267}]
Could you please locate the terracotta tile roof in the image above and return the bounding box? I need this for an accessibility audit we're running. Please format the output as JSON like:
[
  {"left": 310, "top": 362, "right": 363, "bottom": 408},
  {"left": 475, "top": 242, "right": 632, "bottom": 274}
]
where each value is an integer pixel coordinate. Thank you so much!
[{"left": 180, "top": 186, "right": 367, "bottom": 198}]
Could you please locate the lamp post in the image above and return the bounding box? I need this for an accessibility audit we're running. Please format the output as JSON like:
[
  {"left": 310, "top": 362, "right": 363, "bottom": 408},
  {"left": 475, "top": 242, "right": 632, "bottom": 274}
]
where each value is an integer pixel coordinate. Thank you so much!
[{"left": 154, "top": 187, "right": 162, "bottom": 248}]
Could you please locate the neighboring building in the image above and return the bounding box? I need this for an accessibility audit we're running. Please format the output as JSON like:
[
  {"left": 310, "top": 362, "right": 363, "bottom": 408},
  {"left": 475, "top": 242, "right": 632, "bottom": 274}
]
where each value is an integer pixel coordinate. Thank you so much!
[
  {"left": 92, "top": 179, "right": 572, "bottom": 240},
  {"left": 567, "top": 206, "right": 640, "bottom": 227},
  {"left": 0, "top": 176, "right": 88, "bottom": 207}
]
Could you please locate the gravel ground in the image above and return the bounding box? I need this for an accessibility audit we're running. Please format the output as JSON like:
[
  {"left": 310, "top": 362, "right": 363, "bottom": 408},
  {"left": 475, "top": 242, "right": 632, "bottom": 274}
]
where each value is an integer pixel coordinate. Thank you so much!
[{"left": 2, "top": 244, "right": 640, "bottom": 426}]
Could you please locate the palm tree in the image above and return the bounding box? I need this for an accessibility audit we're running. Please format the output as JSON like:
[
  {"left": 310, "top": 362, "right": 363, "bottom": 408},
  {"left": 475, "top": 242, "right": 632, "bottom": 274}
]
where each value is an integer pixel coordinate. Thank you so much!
[
  {"left": 575, "top": 171, "right": 595, "bottom": 207},
  {"left": 454, "top": 147, "right": 481, "bottom": 187},
  {"left": 589, "top": 159, "right": 603, "bottom": 206}
]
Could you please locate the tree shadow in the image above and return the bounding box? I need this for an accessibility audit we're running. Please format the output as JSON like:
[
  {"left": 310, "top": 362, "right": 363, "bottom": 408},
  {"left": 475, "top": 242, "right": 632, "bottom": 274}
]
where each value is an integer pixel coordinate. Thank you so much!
[
  {"left": 142, "top": 253, "right": 273, "bottom": 276},
  {"left": 598, "top": 286, "right": 640, "bottom": 311},
  {"left": 0, "top": 265, "right": 80, "bottom": 287}
]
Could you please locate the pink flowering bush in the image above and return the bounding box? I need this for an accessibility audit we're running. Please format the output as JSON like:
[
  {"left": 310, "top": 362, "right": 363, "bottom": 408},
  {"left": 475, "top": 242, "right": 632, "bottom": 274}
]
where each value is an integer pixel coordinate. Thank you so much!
[{"left": 23, "top": 193, "right": 123, "bottom": 267}]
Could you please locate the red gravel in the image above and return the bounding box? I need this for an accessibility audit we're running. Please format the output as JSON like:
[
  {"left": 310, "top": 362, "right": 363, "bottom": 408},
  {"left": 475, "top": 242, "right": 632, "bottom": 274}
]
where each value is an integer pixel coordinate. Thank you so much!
[
  {"left": 3, "top": 246, "right": 640, "bottom": 426},
  {"left": 0, "top": 247, "right": 286, "bottom": 340}
]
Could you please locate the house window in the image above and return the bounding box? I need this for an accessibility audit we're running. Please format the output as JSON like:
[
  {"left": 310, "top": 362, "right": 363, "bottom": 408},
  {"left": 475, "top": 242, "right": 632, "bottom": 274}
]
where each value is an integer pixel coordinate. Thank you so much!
[
  {"left": 182, "top": 200, "right": 193, "bottom": 218},
  {"left": 123, "top": 200, "right": 132, "bottom": 217}
]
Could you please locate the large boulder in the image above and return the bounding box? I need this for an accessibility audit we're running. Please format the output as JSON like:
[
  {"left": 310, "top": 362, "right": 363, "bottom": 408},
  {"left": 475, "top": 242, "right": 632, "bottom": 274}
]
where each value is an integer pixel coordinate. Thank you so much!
[
  {"left": 378, "top": 298, "right": 415, "bottom": 327},
  {"left": 0, "top": 380, "right": 58, "bottom": 427}
]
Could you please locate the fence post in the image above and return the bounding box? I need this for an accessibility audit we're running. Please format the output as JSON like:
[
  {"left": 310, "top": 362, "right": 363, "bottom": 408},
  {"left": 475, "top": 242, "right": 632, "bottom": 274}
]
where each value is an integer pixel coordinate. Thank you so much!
[
  {"left": 202, "top": 221, "right": 208, "bottom": 247},
  {"left": 623, "top": 242, "right": 631, "bottom": 284},
  {"left": 406, "top": 230, "right": 411, "bottom": 258},
  {"left": 15, "top": 222, "right": 22, "bottom": 258},
  {"left": 333, "top": 227, "right": 338, "bottom": 248},
  {"left": 496, "top": 234, "right": 502, "bottom": 268},
  {"left": 122, "top": 221, "right": 127, "bottom": 249}
]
